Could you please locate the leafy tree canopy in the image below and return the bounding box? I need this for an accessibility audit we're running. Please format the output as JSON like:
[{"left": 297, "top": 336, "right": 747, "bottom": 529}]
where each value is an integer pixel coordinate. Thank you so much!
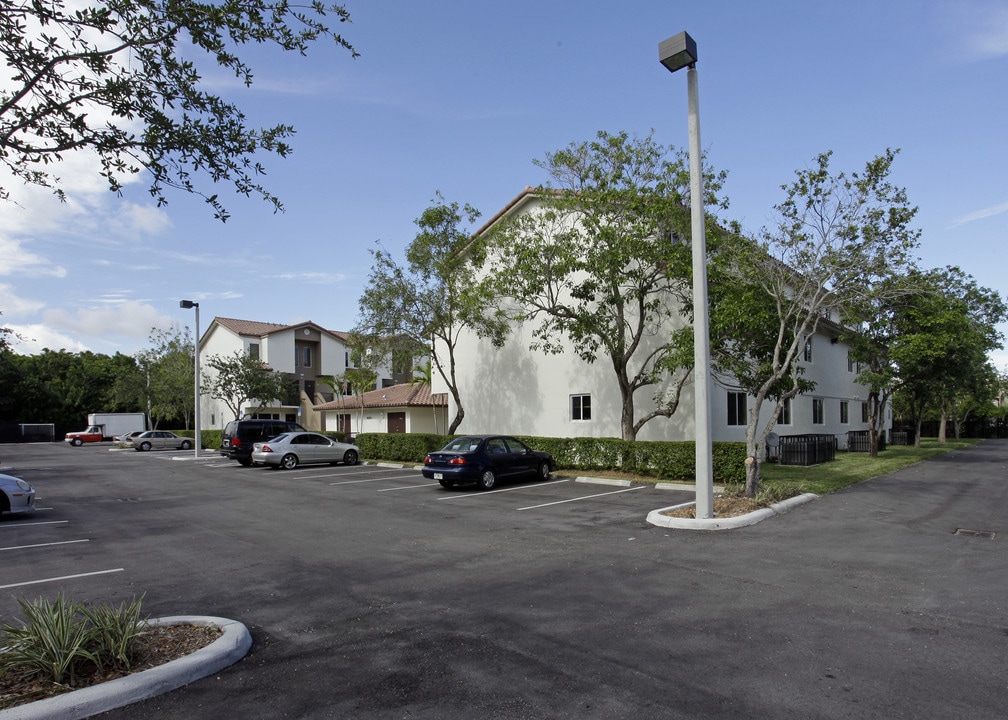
[
  {"left": 487, "top": 130, "right": 730, "bottom": 440},
  {"left": 1, "top": 1, "right": 357, "bottom": 220}
]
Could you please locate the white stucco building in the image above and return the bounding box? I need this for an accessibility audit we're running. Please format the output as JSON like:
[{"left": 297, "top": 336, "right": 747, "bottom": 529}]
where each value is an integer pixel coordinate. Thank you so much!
[
  {"left": 198, "top": 317, "right": 399, "bottom": 432},
  {"left": 433, "top": 189, "right": 891, "bottom": 448}
]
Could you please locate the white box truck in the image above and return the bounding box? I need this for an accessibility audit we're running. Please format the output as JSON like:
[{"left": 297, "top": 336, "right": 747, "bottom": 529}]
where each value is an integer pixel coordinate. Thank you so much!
[{"left": 64, "top": 413, "right": 146, "bottom": 445}]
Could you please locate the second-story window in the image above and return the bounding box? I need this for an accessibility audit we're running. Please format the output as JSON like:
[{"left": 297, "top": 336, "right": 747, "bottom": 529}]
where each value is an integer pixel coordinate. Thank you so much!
[
  {"left": 571, "top": 394, "right": 591, "bottom": 421},
  {"left": 803, "top": 338, "right": 813, "bottom": 363},
  {"left": 248, "top": 343, "right": 259, "bottom": 360}
]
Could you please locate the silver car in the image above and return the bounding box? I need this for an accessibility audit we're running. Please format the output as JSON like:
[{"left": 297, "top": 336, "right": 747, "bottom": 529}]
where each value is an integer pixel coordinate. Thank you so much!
[
  {"left": 251, "top": 432, "right": 359, "bottom": 470},
  {"left": 131, "top": 431, "right": 194, "bottom": 452},
  {"left": 1, "top": 472, "right": 36, "bottom": 516}
]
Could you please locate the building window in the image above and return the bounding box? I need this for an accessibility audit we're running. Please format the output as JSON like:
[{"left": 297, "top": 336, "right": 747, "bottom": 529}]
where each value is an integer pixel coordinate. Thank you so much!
[
  {"left": 727, "top": 392, "right": 747, "bottom": 426},
  {"left": 571, "top": 394, "right": 592, "bottom": 421},
  {"left": 295, "top": 345, "right": 311, "bottom": 368},
  {"left": 847, "top": 352, "right": 855, "bottom": 372},
  {"left": 777, "top": 398, "right": 792, "bottom": 426},
  {"left": 812, "top": 398, "right": 824, "bottom": 425},
  {"left": 840, "top": 401, "right": 849, "bottom": 424},
  {"left": 862, "top": 402, "right": 870, "bottom": 423},
  {"left": 248, "top": 343, "right": 259, "bottom": 360},
  {"left": 803, "top": 338, "right": 813, "bottom": 362},
  {"left": 303, "top": 346, "right": 311, "bottom": 368}
]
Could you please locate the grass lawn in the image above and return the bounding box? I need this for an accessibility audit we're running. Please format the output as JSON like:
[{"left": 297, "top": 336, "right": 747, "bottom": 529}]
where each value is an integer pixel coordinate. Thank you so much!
[{"left": 756, "top": 437, "right": 981, "bottom": 497}]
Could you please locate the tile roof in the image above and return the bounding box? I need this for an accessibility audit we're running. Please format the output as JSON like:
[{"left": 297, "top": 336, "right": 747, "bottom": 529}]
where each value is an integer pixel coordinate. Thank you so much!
[
  {"left": 213, "top": 316, "right": 349, "bottom": 340},
  {"left": 313, "top": 382, "right": 447, "bottom": 411}
]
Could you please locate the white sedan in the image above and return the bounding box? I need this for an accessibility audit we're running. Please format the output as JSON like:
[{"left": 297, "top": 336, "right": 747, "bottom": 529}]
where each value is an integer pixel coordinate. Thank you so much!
[
  {"left": 1, "top": 472, "right": 36, "bottom": 516},
  {"left": 251, "top": 432, "right": 360, "bottom": 470}
]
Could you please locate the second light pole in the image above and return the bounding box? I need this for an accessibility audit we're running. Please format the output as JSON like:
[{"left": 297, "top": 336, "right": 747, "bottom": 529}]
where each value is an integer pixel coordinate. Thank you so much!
[
  {"left": 179, "top": 299, "right": 201, "bottom": 460},
  {"left": 659, "top": 31, "right": 714, "bottom": 519}
]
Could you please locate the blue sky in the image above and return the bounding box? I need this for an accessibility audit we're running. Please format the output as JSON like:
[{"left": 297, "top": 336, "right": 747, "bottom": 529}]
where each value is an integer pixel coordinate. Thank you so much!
[{"left": 3, "top": 0, "right": 1007, "bottom": 368}]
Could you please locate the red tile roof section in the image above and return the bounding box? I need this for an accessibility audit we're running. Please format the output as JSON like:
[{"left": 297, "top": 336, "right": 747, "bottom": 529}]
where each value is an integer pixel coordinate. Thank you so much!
[
  {"left": 313, "top": 383, "right": 447, "bottom": 411},
  {"left": 213, "top": 316, "right": 350, "bottom": 340}
]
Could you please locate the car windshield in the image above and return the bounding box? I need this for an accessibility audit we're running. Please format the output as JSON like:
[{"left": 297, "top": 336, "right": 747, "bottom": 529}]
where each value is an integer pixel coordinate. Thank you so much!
[{"left": 443, "top": 437, "right": 483, "bottom": 453}]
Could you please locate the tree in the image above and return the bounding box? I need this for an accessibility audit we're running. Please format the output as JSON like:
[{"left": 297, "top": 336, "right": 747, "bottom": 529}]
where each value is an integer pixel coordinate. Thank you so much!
[
  {"left": 148, "top": 325, "right": 196, "bottom": 428},
  {"left": 356, "top": 194, "right": 509, "bottom": 434},
  {"left": 888, "top": 267, "right": 1007, "bottom": 444},
  {"left": 202, "top": 350, "right": 290, "bottom": 422},
  {"left": 714, "top": 150, "right": 920, "bottom": 497},
  {"left": 319, "top": 333, "right": 379, "bottom": 436},
  {"left": 487, "top": 130, "right": 729, "bottom": 440},
  {"left": 1, "top": 1, "right": 357, "bottom": 220},
  {"left": 408, "top": 357, "right": 439, "bottom": 434}
]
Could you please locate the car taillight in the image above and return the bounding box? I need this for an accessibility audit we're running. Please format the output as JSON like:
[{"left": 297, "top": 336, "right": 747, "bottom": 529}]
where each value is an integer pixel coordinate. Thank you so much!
[
  {"left": 448, "top": 457, "right": 467, "bottom": 465},
  {"left": 423, "top": 455, "right": 432, "bottom": 464},
  {"left": 231, "top": 438, "right": 242, "bottom": 447},
  {"left": 260, "top": 444, "right": 273, "bottom": 453}
]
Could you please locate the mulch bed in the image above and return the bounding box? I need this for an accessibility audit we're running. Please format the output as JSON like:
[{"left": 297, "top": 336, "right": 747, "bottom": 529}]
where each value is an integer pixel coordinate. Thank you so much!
[
  {"left": 0, "top": 623, "right": 221, "bottom": 710},
  {"left": 662, "top": 494, "right": 762, "bottom": 518}
]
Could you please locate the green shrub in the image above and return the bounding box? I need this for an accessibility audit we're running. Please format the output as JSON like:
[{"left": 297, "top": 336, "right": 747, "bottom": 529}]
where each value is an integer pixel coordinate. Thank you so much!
[
  {"left": 355, "top": 432, "right": 746, "bottom": 483},
  {"left": 0, "top": 594, "right": 148, "bottom": 687}
]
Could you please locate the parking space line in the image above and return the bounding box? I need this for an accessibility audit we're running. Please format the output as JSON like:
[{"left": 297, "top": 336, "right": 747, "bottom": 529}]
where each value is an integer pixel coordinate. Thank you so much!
[
  {"left": 0, "top": 520, "right": 69, "bottom": 529},
  {"left": 0, "top": 568, "right": 124, "bottom": 590},
  {"left": 517, "top": 485, "right": 646, "bottom": 511},
  {"left": 377, "top": 482, "right": 441, "bottom": 492},
  {"left": 329, "top": 476, "right": 403, "bottom": 486},
  {"left": 437, "top": 478, "right": 570, "bottom": 501},
  {"left": 1, "top": 539, "right": 89, "bottom": 552}
]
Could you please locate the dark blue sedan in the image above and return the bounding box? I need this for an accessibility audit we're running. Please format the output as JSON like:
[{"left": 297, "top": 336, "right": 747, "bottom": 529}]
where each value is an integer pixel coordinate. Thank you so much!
[{"left": 422, "top": 435, "right": 554, "bottom": 490}]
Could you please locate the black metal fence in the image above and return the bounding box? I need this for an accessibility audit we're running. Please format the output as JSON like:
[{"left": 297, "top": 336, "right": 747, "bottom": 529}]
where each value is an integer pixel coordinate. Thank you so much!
[
  {"left": 847, "top": 430, "right": 887, "bottom": 453},
  {"left": 889, "top": 427, "right": 915, "bottom": 446},
  {"left": 778, "top": 433, "right": 837, "bottom": 466}
]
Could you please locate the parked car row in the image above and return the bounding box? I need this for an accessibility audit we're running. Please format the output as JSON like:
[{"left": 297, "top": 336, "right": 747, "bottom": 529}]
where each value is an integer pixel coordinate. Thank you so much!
[{"left": 98, "top": 419, "right": 558, "bottom": 493}]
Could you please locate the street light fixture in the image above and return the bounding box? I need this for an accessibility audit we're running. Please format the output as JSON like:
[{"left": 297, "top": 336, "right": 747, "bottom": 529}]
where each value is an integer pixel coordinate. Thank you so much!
[
  {"left": 179, "top": 300, "right": 201, "bottom": 460},
  {"left": 659, "top": 31, "right": 714, "bottom": 520}
]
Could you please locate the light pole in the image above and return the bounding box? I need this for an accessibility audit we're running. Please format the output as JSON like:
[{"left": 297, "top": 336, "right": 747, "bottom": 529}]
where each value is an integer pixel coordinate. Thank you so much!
[
  {"left": 179, "top": 300, "right": 201, "bottom": 460},
  {"left": 659, "top": 31, "right": 714, "bottom": 519}
]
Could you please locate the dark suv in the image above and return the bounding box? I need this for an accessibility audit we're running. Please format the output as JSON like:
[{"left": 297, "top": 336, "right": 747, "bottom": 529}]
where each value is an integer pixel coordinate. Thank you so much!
[{"left": 220, "top": 419, "right": 307, "bottom": 466}]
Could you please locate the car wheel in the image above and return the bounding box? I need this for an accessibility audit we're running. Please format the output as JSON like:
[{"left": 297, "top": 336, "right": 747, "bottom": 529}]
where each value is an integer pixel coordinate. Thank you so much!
[
  {"left": 280, "top": 453, "right": 299, "bottom": 470},
  {"left": 438, "top": 478, "right": 454, "bottom": 489},
  {"left": 477, "top": 469, "right": 496, "bottom": 490},
  {"left": 343, "top": 449, "right": 358, "bottom": 466},
  {"left": 238, "top": 457, "right": 253, "bottom": 467},
  {"left": 537, "top": 462, "right": 551, "bottom": 480},
  {"left": 140, "top": 441, "right": 152, "bottom": 452},
  {"left": 71, "top": 438, "right": 83, "bottom": 447},
  {"left": 180, "top": 440, "right": 192, "bottom": 450}
]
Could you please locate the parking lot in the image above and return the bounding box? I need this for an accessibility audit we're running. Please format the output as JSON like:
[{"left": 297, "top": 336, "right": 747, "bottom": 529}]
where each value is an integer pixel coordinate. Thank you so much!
[{"left": 2, "top": 440, "right": 1007, "bottom": 719}]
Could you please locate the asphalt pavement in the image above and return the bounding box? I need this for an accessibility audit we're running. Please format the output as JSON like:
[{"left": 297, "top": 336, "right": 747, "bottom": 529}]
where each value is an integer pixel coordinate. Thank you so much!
[{"left": 1, "top": 439, "right": 1005, "bottom": 719}]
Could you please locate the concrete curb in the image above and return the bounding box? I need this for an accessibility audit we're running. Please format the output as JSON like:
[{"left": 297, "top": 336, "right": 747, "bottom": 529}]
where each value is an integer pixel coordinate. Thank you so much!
[
  {"left": 0, "top": 616, "right": 251, "bottom": 720},
  {"left": 646, "top": 492, "right": 819, "bottom": 530}
]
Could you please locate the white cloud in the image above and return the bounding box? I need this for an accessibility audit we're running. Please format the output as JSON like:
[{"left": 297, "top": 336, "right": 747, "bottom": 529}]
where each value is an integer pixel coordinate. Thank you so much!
[
  {"left": 938, "top": 2, "right": 1008, "bottom": 61},
  {"left": 949, "top": 199, "right": 1008, "bottom": 226},
  {"left": 41, "top": 301, "right": 175, "bottom": 343},
  {"left": 274, "top": 271, "right": 350, "bottom": 284},
  {"left": 0, "top": 283, "right": 45, "bottom": 315},
  {"left": 7, "top": 323, "right": 89, "bottom": 355},
  {"left": 0, "top": 235, "right": 67, "bottom": 278}
]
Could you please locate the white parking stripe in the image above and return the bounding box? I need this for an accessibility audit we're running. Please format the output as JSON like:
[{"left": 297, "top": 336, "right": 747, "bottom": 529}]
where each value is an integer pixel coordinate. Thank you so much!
[
  {"left": 0, "top": 520, "right": 69, "bottom": 529},
  {"left": 1, "top": 539, "right": 89, "bottom": 552},
  {"left": 437, "top": 478, "right": 569, "bottom": 500},
  {"left": 0, "top": 568, "right": 124, "bottom": 590},
  {"left": 377, "top": 482, "right": 441, "bottom": 492},
  {"left": 517, "top": 485, "right": 646, "bottom": 510}
]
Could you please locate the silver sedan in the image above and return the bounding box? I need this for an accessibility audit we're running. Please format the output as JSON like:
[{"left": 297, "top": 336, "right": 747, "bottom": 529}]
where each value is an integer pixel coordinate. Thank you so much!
[
  {"left": 251, "top": 432, "right": 359, "bottom": 470},
  {"left": 131, "top": 431, "right": 194, "bottom": 452},
  {"left": 1, "top": 472, "right": 36, "bottom": 516}
]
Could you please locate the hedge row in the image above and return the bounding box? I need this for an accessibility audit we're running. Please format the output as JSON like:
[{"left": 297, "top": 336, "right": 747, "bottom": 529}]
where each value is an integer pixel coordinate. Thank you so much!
[{"left": 355, "top": 432, "right": 747, "bottom": 485}]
